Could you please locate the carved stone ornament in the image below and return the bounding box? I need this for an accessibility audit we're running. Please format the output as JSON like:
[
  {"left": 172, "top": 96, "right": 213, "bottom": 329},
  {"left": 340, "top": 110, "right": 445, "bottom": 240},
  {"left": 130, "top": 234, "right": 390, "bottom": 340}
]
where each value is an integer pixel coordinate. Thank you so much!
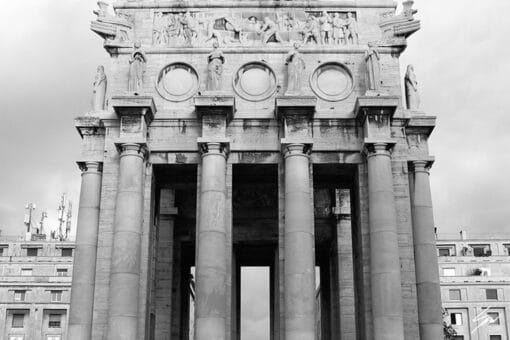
[
  {"left": 378, "top": 0, "right": 420, "bottom": 47},
  {"left": 233, "top": 62, "right": 277, "bottom": 101},
  {"left": 156, "top": 63, "right": 199, "bottom": 102},
  {"left": 152, "top": 10, "right": 360, "bottom": 47},
  {"left": 90, "top": 1, "right": 133, "bottom": 50},
  {"left": 310, "top": 62, "right": 354, "bottom": 102}
]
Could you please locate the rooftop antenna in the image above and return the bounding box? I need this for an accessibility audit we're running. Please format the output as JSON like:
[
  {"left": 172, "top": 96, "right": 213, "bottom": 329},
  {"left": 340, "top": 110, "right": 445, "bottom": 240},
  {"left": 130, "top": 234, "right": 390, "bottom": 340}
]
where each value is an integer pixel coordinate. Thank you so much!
[
  {"left": 65, "top": 201, "right": 73, "bottom": 240},
  {"left": 39, "top": 211, "right": 48, "bottom": 235},
  {"left": 57, "top": 194, "right": 67, "bottom": 241},
  {"left": 24, "top": 202, "right": 36, "bottom": 233}
]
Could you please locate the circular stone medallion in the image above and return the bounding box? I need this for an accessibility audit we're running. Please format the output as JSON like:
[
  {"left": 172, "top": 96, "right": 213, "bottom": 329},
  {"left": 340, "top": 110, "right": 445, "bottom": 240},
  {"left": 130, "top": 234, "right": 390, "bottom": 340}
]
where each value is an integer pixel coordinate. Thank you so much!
[
  {"left": 234, "top": 62, "right": 277, "bottom": 101},
  {"left": 157, "top": 63, "right": 199, "bottom": 102},
  {"left": 310, "top": 62, "right": 354, "bottom": 101}
]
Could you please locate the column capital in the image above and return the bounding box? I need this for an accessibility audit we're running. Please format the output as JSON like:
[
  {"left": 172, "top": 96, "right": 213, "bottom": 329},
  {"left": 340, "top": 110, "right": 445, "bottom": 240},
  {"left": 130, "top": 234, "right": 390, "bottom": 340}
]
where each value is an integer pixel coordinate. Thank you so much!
[
  {"left": 198, "top": 140, "right": 229, "bottom": 158},
  {"left": 115, "top": 142, "right": 148, "bottom": 160},
  {"left": 282, "top": 143, "right": 312, "bottom": 158},
  {"left": 365, "top": 142, "right": 395, "bottom": 158},
  {"left": 75, "top": 116, "right": 105, "bottom": 138},
  {"left": 77, "top": 161, "right": 103, "bottom": 173},
  {"left": 409, "top": 158, "right": 435, "bottom": 173}
]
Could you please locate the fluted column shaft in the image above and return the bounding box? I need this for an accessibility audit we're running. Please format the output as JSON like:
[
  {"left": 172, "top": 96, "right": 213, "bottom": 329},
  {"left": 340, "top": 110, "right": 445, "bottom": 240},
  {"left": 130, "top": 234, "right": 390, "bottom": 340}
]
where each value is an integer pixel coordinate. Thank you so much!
[
  {"left": 195, "top": 143, "right": 228, "bottom": 340},
  {"left": 283, "top": 144, "right": 316, "bottom": 340},
  {"left": 367, "top": 143, "right": 405, "bottom": 340},
  {"left": 68, "top": 161, "right": 103, "bottom": 340},
  {"left": 106, "top": 143, "right": 146, "bottom": 340},
  {"left": 411, "top": 161, "right": 443, "bottom": 340}
]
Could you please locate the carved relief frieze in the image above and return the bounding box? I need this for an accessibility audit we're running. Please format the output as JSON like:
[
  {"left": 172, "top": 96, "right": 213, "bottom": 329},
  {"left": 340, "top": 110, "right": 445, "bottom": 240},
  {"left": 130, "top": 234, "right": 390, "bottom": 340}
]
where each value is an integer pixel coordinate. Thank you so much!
[{"left": 152, "top": 9, "right": 359, "bottom": 47}]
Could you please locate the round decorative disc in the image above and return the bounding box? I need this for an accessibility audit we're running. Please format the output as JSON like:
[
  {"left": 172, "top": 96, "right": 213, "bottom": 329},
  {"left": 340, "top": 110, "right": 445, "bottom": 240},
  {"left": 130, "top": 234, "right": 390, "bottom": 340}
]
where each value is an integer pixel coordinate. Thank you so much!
[
  {"left": 234, "top": 62, "right": 277, "bottom": 101},
  {"left": 310, "top": 62, "right": 354, "bottom": 101},
  {"left": 157, "top": 63, "right": 199, "bottom": 102}
]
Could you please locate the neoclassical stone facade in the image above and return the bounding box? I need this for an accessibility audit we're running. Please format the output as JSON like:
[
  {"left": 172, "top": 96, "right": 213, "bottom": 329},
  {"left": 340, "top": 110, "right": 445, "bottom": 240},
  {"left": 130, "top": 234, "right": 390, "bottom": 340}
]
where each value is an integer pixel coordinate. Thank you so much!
[{"left": 70, "top": 1, "right": 442, "bottom": 339}]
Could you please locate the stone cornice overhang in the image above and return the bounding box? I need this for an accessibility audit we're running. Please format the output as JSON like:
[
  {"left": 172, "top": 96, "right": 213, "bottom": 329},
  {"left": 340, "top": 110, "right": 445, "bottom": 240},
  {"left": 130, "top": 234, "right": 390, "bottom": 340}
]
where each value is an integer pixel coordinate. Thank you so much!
[
  {"left": 114, "top": 0, "right": 397, "bottom": 9},
  {"left": 109, "top": 46, "right": 401, "bottom": 55}
]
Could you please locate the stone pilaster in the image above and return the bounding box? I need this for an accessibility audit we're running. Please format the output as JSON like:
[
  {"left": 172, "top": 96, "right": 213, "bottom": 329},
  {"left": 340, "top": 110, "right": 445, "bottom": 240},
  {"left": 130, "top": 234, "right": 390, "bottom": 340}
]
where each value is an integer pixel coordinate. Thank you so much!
[
  {"left": 155, "top": 189, "right": 178, "bottom": 340},
  {"left": 410, "top": 160, "right": 443, "bottom": 340},
  {"left": 333, "top": 189, "right": 357, "bottom": 340},
  {"left": 68, "top": 161, "right": 103, "bottom": 340},
  {"left": 283, "top": 143, "right": 316, "bottom": 340},
  {"left": 106, "top": 143, "right": 148, "bottom": 340},
  {"left": 194, "top": 141, "right": 229, "bottom": 340}
]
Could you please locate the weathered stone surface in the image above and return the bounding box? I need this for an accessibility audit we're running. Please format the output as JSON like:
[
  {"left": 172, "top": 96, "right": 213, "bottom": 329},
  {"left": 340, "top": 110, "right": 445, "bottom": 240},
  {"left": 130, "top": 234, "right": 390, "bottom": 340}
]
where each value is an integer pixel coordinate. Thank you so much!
[{"left": 73, "top": 1, "right": 439, "bottom": 339}]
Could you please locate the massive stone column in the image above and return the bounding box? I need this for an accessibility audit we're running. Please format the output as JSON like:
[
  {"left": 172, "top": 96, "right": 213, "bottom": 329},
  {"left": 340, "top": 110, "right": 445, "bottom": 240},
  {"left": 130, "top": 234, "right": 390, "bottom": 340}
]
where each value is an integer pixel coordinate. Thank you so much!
[
  {"left": 195, "top": 142, "right": 228, "bottom": 340},
  {"left": 68, "top": 161, "right": 103, "bottom": 340},
  {"left": 410, "top": 161, "right": 443, "bottom": 340},
  {"left": 106, "top": 143, "right": 147, "bottom": 340},
  {"left": 283, "top": 143, "right": 316, "bottom": 340},
  {"left": 367, "top": 143, "right": 405, "bottom": 340}
]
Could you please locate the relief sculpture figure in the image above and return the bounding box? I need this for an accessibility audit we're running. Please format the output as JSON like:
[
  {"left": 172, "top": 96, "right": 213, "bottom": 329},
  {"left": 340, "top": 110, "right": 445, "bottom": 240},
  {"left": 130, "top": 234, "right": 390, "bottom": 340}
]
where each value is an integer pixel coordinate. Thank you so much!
[
  {"left": 405, "top": 64, "right": 420, "bottom": 110},
  {"left": 261, "top": 17, "right": 282, "bottom": 43},
  {"left": 319, "top": 11, "right": 332, "bottom": 45},
  {"left": 345, "top": 12, "right": 359, "bottom": 44},
  {"left": 285, "top": 43, "right": 306, "bottom": 95},
  {"left": 207, "top": 41, "right": 225, "bottom": 91},
  {"left": 302, "top": 15, "right": 320, "bottom": 44},
  {"left": 128, "top": 42, "right": 147, "bottom": 94},
  {"left": 92, "top": 65, "right": 107, "bottom": 111},
  {"left": 365, "top": 44, "right": 381, "bottom": 94},
  {"left": 332, "top": 13, "right": 345, "bottom": 45}
]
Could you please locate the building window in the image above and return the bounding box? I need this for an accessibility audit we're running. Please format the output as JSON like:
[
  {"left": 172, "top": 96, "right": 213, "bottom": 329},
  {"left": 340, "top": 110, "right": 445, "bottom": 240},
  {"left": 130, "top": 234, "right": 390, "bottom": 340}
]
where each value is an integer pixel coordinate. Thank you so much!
[
  {"left": 14, "top": 290, "right": 26, "bottom": 302},
  {"left": 486, "top": 289, "right": 498, "bottom": 300},
  {"left": 26, "top": 248, "right": 38, "bottom": 257},
  {"left": 61, "top": 248, "right": 73, "bottom": 257},
  {"left": 50, "top": 291, "right": 62, "bottom": 302},
  {"left": 490, "top": 336, "right": 502, "bottom": 340},
  {"left": 443, "top": 268, "right": 456, "bottom": 276},
  {"left": 21, "top": 268, "right": 32, "bottom": 276},
  {"left": 9, "top": 336, "right": 24, "bottom": 340},
  {"left": 449, "top": 289, "right": 461, "bottom": 301},
  {"left": 451, "top": 313, "right": 463, "bottom": 325},
  {"left": 47, "top": 336, "right": 61, "bottom": 340},
  {"left": 12, "top": 314, "right": 24, "bottom": 328},
  {"left": 48, "top": 314, "right": 61, "bottom": 328},
  {"left": 56, "top": 268, "right": 68, "bottom": 277},
  {"left": 438, "top": 247, "right": 451, "bottom": 256},
  {"left": 471, "top": 244, "right": 491, "bottom": 257},
  {"left": 488, "top": 312, "right": 500, "bottom": 325}
]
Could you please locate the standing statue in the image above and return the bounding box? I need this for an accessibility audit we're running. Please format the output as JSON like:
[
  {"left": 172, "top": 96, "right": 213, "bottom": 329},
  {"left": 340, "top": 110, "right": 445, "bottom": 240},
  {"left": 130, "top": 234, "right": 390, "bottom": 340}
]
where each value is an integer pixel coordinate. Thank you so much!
[
  {"left": 92, "top": 65, "right": 107, "bottom": 111},
  {"left": 345, "top": 12, "right": 359, "bottom": 45},
  {"left": 128, "top": 42, "right": 147, "bottom": 94},
  {"left": 207, "top": 41, "right": 225, "bottom": 91},
  {"left": 364, "top": 44, "right": 381, "bottom": 94},
  {"left": 285, "top": 43, "right": 306, "bottom": 95},
  {"left": 405, "top": 65, "right": 420, "bottom": 110}
]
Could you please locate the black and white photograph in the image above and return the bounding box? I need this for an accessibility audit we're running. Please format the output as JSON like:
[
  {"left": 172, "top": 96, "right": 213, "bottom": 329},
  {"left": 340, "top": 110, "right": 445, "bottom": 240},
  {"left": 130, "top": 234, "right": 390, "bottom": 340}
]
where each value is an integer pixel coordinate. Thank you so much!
[{"left": 0, "top": 1, "right": 509, "bottom": 339}]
